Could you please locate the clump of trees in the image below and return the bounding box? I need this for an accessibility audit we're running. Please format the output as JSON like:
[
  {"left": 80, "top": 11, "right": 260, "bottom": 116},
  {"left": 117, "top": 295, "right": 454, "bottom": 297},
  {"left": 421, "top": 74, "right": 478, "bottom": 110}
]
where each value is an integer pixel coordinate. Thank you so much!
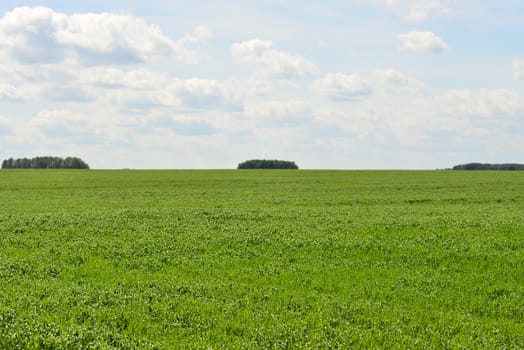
[
  {"left": 452, "top": 163, "right": 524, "bottom": 171},
  {"left": 1, "top": 156, "right": 90, "bottom": 169},
  {"left": 238, "top": 159, "right": 299, "bottom": 169}
]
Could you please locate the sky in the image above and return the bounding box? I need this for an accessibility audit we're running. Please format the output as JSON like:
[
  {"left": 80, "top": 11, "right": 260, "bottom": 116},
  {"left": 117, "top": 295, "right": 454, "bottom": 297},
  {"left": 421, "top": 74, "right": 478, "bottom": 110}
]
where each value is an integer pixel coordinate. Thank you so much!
[{"left": 0, "top": 1, "right": 523, "bottom": 169}]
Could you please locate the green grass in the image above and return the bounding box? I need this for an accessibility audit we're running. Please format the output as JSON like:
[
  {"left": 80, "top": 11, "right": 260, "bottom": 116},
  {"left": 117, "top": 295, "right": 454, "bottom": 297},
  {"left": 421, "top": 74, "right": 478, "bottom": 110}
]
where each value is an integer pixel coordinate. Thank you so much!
[{"left": 1, "top": 169, "right": 523, "bottom": 349}]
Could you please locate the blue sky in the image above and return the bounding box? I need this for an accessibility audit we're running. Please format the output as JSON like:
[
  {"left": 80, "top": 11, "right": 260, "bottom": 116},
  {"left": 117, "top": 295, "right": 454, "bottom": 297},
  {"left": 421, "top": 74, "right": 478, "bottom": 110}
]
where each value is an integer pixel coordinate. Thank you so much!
[{"left": 0, "top": 1, "right": 523, "bottom": 169}]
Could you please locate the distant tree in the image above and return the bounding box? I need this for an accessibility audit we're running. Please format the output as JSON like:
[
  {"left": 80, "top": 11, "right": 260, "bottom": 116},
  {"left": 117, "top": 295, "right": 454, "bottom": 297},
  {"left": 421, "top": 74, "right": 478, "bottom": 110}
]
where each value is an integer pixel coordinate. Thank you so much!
[
  {"left": 238, "top": 159, "right": 299, "bottom": 169},
  {"left": 1, "top": 156, "right": 90, "bottom": 169},
  {"left": 452, "top": 163, "right": 524, "bottom": 171},
  {"left": 3, "top": 158, "right": 14, "bottom": 168}
]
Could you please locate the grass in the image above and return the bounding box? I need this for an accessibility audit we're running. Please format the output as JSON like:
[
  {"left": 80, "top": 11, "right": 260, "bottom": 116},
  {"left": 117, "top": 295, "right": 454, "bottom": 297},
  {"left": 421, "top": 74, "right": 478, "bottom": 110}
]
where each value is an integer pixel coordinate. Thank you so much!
[{"left": 0, "top": 169, "right": 523, "bottom": 348}]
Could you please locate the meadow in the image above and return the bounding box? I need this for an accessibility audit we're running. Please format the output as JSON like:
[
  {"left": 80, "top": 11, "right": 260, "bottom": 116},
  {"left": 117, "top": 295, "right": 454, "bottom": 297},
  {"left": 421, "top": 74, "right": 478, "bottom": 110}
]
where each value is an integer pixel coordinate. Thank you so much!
[{"left": 0, "top": 169, "right": 523, "bottom": 349}]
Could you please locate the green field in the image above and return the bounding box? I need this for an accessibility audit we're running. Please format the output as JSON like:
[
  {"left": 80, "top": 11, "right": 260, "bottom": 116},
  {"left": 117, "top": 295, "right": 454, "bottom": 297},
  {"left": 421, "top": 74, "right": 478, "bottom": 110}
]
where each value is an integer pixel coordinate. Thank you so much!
[{"left": 1, "top": 170, "right": 523, "bottom": 349}]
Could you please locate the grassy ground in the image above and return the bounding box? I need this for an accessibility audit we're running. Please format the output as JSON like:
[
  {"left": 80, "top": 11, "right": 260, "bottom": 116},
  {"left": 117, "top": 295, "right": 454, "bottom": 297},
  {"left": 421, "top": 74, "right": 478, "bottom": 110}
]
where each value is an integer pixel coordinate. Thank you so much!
[{"left": 0, "top": 170, "right": 523, "bottom": 349}]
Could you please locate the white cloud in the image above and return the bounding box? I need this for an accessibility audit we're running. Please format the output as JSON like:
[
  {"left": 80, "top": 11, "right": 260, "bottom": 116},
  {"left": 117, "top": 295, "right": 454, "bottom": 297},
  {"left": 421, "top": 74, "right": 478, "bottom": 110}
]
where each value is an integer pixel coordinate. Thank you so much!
[
  {"left": 149, "top": 114, "right": 218, "bottom": 136},
  {"left": 390, "top": 88, "right": 524, "bottom": 152},
  {"left": 314, "top": 73, "right": 371, "bottom": 100},
  {"left": 313, "top": 69, "right": 423, "bottom": 101},
  {"left": 513, "top": 59, "right": 524, "bottom": 81},
  {"left": 371, "top": 69, "right": 425, "bottom": 94},
  {"left": 0, "top": 6, "right": 210, "bottom": 65},
  {"left": 82, "top": 67, "right": 171, "bottom": 89},
  {"left": 397, "top": 31, "right": 449, "bottom": 54},
  {"left": 436, "top": 89, "right": 524, "bottom": 119},
  {"left": 168, "top": 79, "right": 241, "bottom": 111},
  {"left": 311, "top": 109, "right": 374, "bottom": 140},
  {"left": 105, "top": 75, "right": 240, "bottom": 111},
  {"left": 245, "top": 99, "right": 312, "bottom": 127},
  {"left": 309, "top": 87, "right": 524, "bottom": 154},
  {"left": 65, "top": 66, "right": 240, "bottom": 110},
  {"left": 177, "top": 26, "right": 213, "bottom": 47},
  {"left": 386, "top": 0, "right": 451, "bottom": 21},
  {"left": 1, "top": 62, "right": 241, "bottom": 111},
  {"left": 0, "top": 83, "right": 20, "bottom": 100},
  {"left": 29, "top": 110, "right": 108, "bottom": 144},
  {"left": 231, "top": 39, "right": 319, "bottom": 79}
]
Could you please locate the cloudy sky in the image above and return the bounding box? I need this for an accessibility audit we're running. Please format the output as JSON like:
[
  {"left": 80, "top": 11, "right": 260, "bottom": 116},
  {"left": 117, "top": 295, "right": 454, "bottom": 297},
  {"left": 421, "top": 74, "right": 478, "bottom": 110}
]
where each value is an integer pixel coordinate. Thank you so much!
[{"left": 1, "top": 1, "right": 523, "bottom": 169}]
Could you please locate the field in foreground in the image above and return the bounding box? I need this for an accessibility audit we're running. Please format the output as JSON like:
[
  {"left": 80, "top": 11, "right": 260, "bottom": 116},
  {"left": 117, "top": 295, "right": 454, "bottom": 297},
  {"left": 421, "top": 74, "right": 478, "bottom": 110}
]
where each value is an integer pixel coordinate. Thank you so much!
[{"left": 0, "top": 169, "right": 523, "bottom": 349}]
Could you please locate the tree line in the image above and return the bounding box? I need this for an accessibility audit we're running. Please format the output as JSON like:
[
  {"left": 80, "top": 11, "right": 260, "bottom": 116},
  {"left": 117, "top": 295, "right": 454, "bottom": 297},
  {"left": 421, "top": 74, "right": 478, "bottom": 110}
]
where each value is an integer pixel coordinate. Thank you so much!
[
  {"left": 452, "top": 163, "right": 524, "bottom": 171},
  {"left": 1, "top": 156, "right": 90, "bottom": 169},
  {"left": 238, "top": 159, "right": 299, "bottom": 169}
]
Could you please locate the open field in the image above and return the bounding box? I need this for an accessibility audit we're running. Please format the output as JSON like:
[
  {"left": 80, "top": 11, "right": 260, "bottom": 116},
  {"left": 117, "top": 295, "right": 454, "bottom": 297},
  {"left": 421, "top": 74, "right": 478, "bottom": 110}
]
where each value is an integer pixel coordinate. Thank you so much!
[{"left": 1, "top": 169, "right": 523, "bottom": 349}]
